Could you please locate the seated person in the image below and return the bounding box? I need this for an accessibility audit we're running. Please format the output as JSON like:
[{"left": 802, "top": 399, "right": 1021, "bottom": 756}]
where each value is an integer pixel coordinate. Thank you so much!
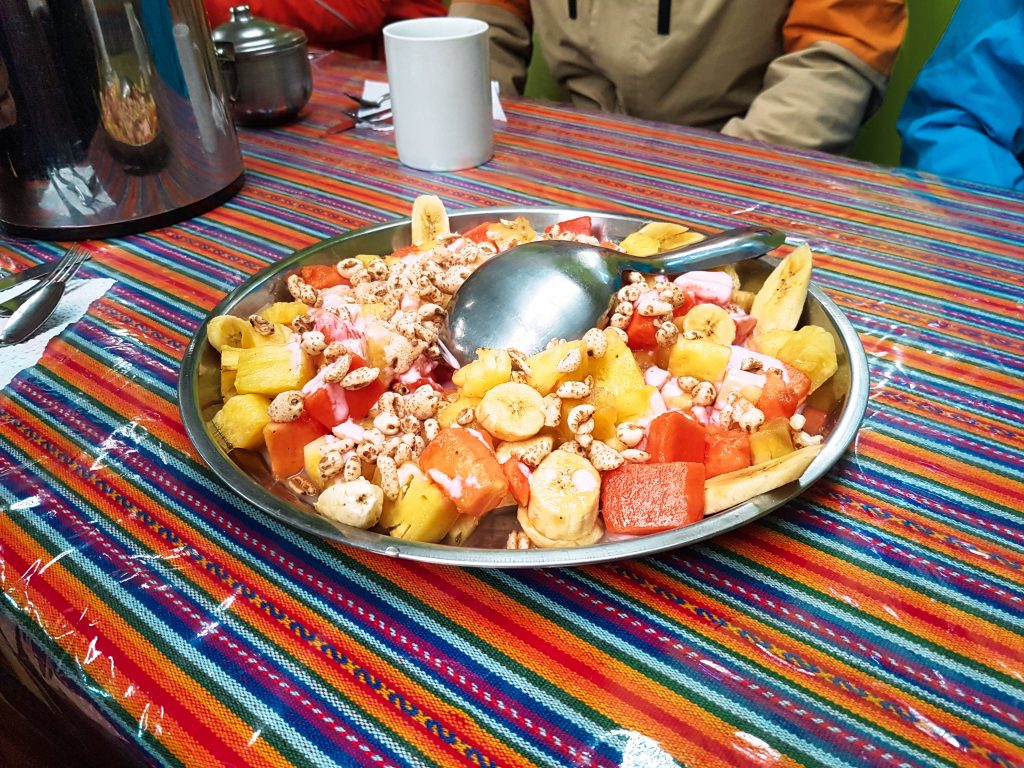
[
  {"left": 204, "top": 0, "right": 447, "bottom": 59},
  {"left": 897, "top": 0, "right": 1024, "bottom": 191},
  {"left": 449, "top": 0, "right": 907, "bottom": 154}
]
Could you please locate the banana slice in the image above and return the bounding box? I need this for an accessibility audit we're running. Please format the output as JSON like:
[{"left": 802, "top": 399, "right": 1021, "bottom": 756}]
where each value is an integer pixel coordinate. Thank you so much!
[
  {"left": 705, "top": 444, "right": 823, "bottom": 515},
  {"left": 410, "top": 194, "right": 450, "bottom": 247},
  {"left": 516, "top": 506, "right": 603, "bottom": 549},
  {"left": 637, "top": 221, "right": 688, "bottom": 239},
  {"left": 635, "top": 222, "right": 705, "bottom": 252},
  {"left": 476, "top": 382, "right": 546, "bottom": 441},
  {"left": 682, "top": 304, "right": 737, "bottom": 345},
  {"left": 207, "top": 315, "right": 254, "bottom": 351},
  {"left": 618, "top": 232, "right": 660, "bottom": 257},
  {"left": 750, "top": 245, "right": 813, "bottom": 336},
  {"left": 660, "top": 231, "right": 705, "bottom": 251},
  {"left": 523, "top": 451, "right": 601, "bottom": 544},
  {"left": 443, "top": 514, "right": 482, "bottom": 546},
  {"left": 315, "top": 478, "right": 384, "bottom": 529}
]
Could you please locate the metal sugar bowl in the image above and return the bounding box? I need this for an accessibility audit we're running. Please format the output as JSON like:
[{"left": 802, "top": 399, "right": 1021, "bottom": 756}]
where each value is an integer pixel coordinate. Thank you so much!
[{"left": 212, "top": 5, "right": 312, "bottom": 126}]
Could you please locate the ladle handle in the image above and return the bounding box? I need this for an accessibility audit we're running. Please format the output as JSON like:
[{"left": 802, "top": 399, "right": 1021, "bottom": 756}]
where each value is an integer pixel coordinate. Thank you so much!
[{"left": 613, "top": 226, "right": 786, "bottom": 275}]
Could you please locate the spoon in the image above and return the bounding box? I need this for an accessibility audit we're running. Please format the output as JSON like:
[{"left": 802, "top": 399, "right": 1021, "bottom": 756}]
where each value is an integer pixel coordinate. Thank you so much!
[
  {"left": 440, "top": 226, "right": 784, "bottom": 366},
  {"left": 0, "top": 246, "right": 90, "bottom": 346}
]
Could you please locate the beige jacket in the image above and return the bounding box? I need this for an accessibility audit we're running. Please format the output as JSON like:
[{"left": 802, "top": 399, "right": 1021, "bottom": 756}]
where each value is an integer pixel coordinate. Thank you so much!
[{"left": 450, "top": 0, "right": 906, "bottom": 153}]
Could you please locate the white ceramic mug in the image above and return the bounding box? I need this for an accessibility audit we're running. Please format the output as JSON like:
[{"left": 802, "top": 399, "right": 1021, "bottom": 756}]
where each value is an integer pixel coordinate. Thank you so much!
[{"left": 383, "top": 17, "right": 493, "bottom": 172}]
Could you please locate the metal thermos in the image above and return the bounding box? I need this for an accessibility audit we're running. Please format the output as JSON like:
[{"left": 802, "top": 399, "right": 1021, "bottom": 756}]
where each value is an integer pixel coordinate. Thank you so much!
[{"left": 0, "top": 0, "right": 245, "bottom": 239}]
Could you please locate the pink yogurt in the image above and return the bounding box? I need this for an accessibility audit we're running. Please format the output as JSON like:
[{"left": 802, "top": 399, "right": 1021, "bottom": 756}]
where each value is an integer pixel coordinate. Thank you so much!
[{"left": 673, "top": 271, "right": 733, "bottom": 305}]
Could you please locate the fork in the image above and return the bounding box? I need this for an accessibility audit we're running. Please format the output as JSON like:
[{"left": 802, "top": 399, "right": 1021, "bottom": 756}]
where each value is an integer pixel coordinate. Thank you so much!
[
  {"left": 343, "top": 91, "right": 389, "bottom": 109},
  {"left": 0, "top": 245, "right": 91, "bottom": 318},
  {"left": 0, "top": 246, "right": 90, "bottom": 345},
  {"left": 322, "top": 109, "right": 393, "bottom": 137}
]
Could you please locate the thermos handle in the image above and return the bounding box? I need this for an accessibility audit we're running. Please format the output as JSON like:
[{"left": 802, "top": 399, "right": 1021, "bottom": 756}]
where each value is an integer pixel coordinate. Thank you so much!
[{"left": 213, "top": 40, "right": 238, "bottom": 101}]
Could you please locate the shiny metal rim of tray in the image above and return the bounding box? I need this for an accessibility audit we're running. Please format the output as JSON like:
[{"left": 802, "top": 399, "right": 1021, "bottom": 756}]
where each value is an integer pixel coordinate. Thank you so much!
[{"left": 178, "top": 208, "right": 869, "bottom": 568}]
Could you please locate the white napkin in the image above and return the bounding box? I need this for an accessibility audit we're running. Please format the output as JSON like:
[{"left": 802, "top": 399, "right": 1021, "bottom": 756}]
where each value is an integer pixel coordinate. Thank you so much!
[
  {"left": 360, "top": 80, "right": 508, "bottom": 122},
  {"left": 0, "top": 277, "right": 115, "bottom": 390}
]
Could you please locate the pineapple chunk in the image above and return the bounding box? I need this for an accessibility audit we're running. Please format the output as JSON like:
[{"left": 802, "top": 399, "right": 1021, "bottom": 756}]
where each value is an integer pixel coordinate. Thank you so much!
[
  {"left": 716, "top": 376, "right": 763, "bottom": 408},
  {"left": 377, "top": 462, "right": 418, "bottom": 524},
  {"left": 249, "top": 323, "right": 293, "bottom": 347},
  {"left": 553, "top": 331, "right": 651, "bottom": 441},
  {"left": 451, "top": 348, "right": 512, "bottom": 397},
  {"left": 220, "top": 346, "right": 243, "bottom": 371},
  {"left": 221, "top": 370, "right": 237, "bottom": 399},
  {"left": 437, "top": 395, "right": 481, "bottom": 427},
  {"left": 220, "top": 346, "right": 242, "bottom": 398},
  {"left": 304, "top": 434, "right": 346, "bottom": 490},
  {"left": 732, "top": 290, "right": 756, "bottom": 313},
  {"left": 662, "top": 387, "right": 693, "bottom": 411},
  {"left": 525, "top": 340, "right": 588, "bottom": 395},
  {"left": 235, "top": 345, "right": 314, "bottom": 396},
  {"left": 211, "top": 393, "right": 271, "bottom": 450},
  {"left": 380, "top": 470, "right": 459, "bottom": 543},
  {"left": 667, "top": 338, "right": 731, "bottom": 383},
  {"left": 556, "top": 387, "right": 618, "bottom": 441},
  {"left": 588, "top": 329, "right": 652, "bottom": 422},
  {"left": 752, "top": 329, "right": 796, "bottom": 359},
  {"left": 486, "top": 217, "right": 536, "bottom": 250},
  {"left": 261, "top": 301, "right": 310, "bottom": 326},
  {"left": 775, "top": 325, "right": 839, "bottom": 393},
  {"left": 360, "top": 303, "right": 396, "bottom": 322},
  {"left": 750, "top": 417, "right": 795, "bottom": 464}
]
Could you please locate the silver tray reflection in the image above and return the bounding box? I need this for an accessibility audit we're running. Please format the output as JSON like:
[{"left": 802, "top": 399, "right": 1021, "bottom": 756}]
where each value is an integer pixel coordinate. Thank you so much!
[{"left": 178, "top": 208, "right": 868, "bottom": 568}]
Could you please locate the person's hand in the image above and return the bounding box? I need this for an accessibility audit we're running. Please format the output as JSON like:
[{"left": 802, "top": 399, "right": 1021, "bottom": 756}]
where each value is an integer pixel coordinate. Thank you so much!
[{"left": 0, "top": 58, "right": 16, "bottom": 130}]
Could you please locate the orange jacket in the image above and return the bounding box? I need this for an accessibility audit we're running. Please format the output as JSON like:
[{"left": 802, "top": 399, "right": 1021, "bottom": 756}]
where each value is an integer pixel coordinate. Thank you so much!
[
  {"left": 450, "top": 0, "right": 906, "bottom": 152},
  {"left": 205, "top": 0, "right": 447, "bottom": 57}
]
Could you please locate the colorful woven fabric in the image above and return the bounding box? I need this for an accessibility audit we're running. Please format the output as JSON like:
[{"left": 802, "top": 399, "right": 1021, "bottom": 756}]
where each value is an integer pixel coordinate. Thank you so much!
[{"left": 1, "top": 54, "right": 1022, "bottom": 768}]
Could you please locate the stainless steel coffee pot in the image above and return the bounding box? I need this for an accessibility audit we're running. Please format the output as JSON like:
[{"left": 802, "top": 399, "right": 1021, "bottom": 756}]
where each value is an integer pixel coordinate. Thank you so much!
[{"left": 0, "top": 0, "right": 245, "bottom": 239}]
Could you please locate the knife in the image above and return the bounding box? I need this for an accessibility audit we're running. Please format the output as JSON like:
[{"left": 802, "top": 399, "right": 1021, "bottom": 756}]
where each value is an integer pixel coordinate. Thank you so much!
[{"left": 0, "top": 262, "right": 54, "bottom": 293}]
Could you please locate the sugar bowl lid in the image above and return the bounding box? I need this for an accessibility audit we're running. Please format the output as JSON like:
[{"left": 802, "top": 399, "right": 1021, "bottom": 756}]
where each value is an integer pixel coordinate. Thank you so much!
[{"left": 212, "top": 5, "right": 307, "bottom": 56}]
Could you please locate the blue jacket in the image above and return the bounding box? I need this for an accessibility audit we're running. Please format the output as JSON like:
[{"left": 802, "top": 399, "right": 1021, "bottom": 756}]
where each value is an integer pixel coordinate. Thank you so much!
[{"left": 898, "top": 0, "right": 1024, "bottom": 191}]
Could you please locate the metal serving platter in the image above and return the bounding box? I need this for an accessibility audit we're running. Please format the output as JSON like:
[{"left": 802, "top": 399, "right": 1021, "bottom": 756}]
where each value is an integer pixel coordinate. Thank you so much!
[{"left": 178, "top": 208, "right": 868, "bottom": 568}]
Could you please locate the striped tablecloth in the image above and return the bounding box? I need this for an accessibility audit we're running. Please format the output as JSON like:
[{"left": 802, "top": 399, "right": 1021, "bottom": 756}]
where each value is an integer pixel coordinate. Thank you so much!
[{"left": 1, "top": 54, "right": 1022, "bottom": 768}]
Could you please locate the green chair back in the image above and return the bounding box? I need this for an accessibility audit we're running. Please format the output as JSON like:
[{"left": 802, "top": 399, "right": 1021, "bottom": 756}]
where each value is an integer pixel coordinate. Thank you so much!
[
  {"left": 524, "top": 40, "right": 566, "bottom": 102},
  {"left": 851, "top": 0, "right": 959, "bottom": 166}
]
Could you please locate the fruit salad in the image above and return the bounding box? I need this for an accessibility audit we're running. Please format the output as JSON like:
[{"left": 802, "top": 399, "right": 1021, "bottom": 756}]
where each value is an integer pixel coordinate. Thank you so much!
[{"left": 206, "top": 196, "right": 839, "bottom": 549}]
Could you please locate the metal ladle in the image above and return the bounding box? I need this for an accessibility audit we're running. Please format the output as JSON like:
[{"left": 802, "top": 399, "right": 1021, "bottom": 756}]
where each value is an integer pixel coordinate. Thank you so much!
[{"left": 439, "top": 226, "right": 785, "bottom": 366}]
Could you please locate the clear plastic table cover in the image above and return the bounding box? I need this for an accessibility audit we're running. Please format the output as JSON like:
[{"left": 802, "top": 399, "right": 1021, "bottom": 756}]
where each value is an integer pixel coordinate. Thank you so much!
[{"left": 1, "top": 54, "right": 1022, "bottom": 768}]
